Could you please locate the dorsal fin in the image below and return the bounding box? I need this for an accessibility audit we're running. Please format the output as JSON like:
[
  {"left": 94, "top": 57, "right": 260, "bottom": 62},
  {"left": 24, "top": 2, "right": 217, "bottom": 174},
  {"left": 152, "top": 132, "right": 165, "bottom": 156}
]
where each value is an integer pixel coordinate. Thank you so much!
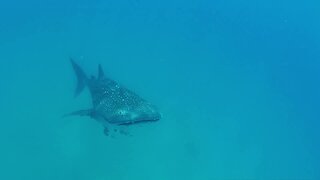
[{"left": 98, "top": 64, "right": 104, "bottom": 79}]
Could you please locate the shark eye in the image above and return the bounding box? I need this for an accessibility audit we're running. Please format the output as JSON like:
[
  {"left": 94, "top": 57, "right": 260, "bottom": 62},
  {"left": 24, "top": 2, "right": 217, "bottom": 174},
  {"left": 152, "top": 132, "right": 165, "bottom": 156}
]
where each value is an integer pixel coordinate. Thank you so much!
[{"left": 117, "top": 109, "right": 128, "bottom": 116}]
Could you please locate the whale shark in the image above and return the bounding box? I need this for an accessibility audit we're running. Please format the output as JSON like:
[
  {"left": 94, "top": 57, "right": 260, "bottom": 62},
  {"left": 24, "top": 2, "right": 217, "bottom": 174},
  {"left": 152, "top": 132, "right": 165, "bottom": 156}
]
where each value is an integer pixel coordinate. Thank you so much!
[{"left": 66, "top": 59, "right": 161, "bottom": 136}]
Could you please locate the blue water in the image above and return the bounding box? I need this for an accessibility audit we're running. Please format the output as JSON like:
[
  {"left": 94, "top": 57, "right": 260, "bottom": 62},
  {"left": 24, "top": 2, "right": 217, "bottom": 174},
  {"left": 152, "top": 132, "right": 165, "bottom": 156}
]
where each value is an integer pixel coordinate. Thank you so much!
[{"left": 1, "top": 0, "right": 319, "bottom": 179}]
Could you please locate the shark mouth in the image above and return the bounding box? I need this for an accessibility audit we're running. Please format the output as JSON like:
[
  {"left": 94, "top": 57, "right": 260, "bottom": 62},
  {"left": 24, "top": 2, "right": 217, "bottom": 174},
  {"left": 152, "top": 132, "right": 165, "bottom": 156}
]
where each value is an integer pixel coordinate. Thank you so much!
[{"left": 117, "top": 118, "right": 160, "bottom": 126}]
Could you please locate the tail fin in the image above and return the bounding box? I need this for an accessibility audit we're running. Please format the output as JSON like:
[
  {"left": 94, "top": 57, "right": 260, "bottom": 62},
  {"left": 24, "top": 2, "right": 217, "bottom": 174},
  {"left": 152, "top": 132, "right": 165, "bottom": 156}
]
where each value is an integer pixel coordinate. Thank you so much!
[{"left": 70, "top": 58, "right": 87, "bottom": 97}]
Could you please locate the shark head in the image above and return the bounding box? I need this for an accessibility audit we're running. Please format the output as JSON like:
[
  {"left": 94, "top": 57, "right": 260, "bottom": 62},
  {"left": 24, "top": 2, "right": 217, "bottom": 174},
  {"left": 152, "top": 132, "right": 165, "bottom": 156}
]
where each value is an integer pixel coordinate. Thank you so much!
[{"left": 110, "top": 103, "right": 161, "bottom": 125}]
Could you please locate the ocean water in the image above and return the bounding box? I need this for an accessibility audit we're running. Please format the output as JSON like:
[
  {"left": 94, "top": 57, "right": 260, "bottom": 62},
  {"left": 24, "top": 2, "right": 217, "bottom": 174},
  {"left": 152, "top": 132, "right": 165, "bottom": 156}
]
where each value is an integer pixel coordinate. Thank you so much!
[{"left": 0, "top": 0, "right": 319, "bottom": 179}]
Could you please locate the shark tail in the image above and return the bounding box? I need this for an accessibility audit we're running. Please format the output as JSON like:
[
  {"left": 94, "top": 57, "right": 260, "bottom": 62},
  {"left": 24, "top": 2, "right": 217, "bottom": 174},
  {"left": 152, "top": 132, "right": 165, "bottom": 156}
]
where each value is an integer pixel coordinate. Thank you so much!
[{"left": 70, "top": 58, "right": 88, "bottom": 97}]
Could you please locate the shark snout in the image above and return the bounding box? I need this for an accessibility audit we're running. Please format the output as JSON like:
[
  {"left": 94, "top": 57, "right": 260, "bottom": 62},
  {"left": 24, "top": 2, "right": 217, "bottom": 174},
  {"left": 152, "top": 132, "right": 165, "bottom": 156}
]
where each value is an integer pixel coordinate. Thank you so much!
[
  {"left": 113, "top": 105, "right": 161, "bottom": 125},
  {"left": 137, "top": 111, "right": 161, "bottom": 122},
  {"left": 130, "top": 107, "right": 161, "bottom": 123}
]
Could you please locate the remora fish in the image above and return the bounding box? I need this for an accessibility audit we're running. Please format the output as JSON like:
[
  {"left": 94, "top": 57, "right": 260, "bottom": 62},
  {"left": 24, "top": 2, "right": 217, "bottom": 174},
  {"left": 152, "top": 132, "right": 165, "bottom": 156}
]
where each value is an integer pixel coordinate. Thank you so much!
[{"left": 66, "top": 59, "right": 161, "bottom": 136}]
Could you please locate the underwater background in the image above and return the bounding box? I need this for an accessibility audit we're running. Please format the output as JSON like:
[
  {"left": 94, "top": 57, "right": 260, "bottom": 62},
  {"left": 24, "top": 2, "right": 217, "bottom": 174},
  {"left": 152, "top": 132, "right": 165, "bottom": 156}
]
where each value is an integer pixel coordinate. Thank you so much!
[{"left": 0, "top": 0, "right": 319, "bottom": 179}]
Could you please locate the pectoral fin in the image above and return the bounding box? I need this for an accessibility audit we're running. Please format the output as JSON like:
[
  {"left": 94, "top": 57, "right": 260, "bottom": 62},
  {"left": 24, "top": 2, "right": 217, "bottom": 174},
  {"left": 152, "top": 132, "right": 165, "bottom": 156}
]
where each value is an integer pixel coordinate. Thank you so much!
[{"left": 62, "top": 109, "right": 94, "bottom": 118}]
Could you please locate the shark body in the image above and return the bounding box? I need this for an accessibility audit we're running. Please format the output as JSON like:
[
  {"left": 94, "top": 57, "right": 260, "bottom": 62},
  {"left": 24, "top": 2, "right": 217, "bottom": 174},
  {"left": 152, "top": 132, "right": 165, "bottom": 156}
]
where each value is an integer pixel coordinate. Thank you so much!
[{"left": 67, "top": 59, "right": 161, "bottom": 136}]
